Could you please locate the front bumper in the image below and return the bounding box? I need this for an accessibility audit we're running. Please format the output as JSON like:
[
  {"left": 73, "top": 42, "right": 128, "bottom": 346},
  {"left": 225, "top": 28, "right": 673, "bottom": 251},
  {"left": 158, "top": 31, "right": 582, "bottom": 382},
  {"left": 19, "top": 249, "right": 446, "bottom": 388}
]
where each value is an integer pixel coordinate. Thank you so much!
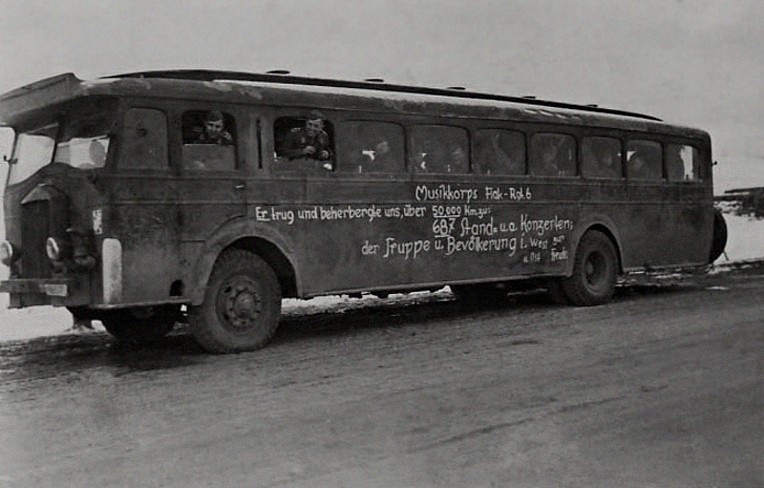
[{"left": 0, "top": 278, "right": 75, "bottom": 297}]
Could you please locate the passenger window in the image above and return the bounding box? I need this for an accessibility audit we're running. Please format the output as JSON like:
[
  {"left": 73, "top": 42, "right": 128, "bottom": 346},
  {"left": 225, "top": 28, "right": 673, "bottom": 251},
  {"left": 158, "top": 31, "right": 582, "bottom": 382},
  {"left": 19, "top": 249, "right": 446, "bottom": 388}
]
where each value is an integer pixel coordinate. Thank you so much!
[
  {"left": 337, "top": 121, "right": 404, "bottom": 173},
  {"left": 581, "top": 137, "right": 622, "bottom": 178},
  {"left": 627, "top": 140, "right": 662, "bottom": 180},
  {"left": 120, "top": 108, "right": 168, "bottom": 170},
  {"left": 410, "top": 125, "right": 469, "bottom": 174},
  {"left": 182, "top": 110, "right": 237, "bottom": 171},
  {"left": 473, "top": 129, "right": 525, "bottom": 175},
  {"left": 530, "top": 133, "right": 576, "bottom": 177},
  {"left": 274, "top": 111, "right": 335, "bottom": 172},
  {"left": 666, "top": 144, "right": 701, "bottom": 181}
]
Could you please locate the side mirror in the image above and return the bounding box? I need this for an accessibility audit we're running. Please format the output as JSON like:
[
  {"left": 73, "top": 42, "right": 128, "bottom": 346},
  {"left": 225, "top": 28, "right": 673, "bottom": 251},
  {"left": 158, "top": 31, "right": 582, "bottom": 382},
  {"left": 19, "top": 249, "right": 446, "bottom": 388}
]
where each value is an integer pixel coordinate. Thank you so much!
[{"left": 0, "top": 126, "right": 16, "bottom": 164}]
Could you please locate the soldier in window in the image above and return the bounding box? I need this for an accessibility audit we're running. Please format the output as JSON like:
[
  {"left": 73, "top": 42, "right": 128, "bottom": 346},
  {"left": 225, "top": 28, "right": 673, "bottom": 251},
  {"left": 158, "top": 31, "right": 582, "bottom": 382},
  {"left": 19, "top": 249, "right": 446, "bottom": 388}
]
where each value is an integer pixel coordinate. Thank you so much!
[
  {"left": 628, "top": 152, "right": 650, "bottom": 179},
  {"left": 194, "top": 111, "right": 233, "bottom": 145},
  {"left": 537, "top": 142, "right": 561, "bottom": 176},
  {"left": 281, "top": 110, "right": 333, "bottom": 164}
]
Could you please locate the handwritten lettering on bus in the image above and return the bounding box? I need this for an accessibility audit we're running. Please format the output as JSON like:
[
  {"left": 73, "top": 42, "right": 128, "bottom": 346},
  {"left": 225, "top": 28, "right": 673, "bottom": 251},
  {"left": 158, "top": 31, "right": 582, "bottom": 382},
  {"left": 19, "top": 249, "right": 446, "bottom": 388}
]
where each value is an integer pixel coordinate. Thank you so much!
[{"left": 255, "top": 184, "right": 572, "bottom": 265}]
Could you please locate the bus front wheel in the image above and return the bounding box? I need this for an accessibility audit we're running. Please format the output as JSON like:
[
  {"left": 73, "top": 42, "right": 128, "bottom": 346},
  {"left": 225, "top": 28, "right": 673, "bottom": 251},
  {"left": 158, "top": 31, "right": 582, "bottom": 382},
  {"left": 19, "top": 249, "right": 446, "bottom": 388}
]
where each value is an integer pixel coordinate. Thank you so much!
[
  {"left": 559, "top": 231, "right": 618, "bottom": 306},
  {"left": 189, "top": 250, "right": 281, "bottom": 353},
  {"left": 101, "top": 305, "right": 180, "bottom": 345}
]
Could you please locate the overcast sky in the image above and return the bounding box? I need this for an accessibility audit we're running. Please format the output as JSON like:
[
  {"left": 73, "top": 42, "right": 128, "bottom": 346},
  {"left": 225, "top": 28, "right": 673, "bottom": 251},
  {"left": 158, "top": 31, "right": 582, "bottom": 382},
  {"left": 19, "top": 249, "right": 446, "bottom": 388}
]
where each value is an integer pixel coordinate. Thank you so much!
[{"left": 1, "top": 0, "right": 762, "bottom": 189}]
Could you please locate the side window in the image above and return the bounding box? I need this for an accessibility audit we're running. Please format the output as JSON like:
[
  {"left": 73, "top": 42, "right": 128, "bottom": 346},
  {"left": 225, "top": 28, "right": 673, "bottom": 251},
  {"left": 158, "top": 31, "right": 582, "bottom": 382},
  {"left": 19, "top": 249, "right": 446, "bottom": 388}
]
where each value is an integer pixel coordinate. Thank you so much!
[
  {"left": 530, "top": 133, "right": 576, "bottom": 177},
  {"left": 274, "top": 111, "right": 335, "bottom": 172},
  {"left": 181, "top": 110, "right": 237, "bottom": 171},
  {"left": 409, "top": 125, "right": 469, "bottom": 174},
  {"left": 666, "top": 143, "right": 701, "bottom": 182},
  {"left": 627, "top": 140, "right": 662, "bottom": 180},
  {"left": 337, "top": 121, "right": 404, "bottom": 173},
  {"left": 473, "top": 129, "right": 526, "bottom": 175},
  {"left": 581, "top": 137, "right": 622, "bottom": 179},
  {"left": 120, "top": 108, "right": 168, "bottom": 170}
]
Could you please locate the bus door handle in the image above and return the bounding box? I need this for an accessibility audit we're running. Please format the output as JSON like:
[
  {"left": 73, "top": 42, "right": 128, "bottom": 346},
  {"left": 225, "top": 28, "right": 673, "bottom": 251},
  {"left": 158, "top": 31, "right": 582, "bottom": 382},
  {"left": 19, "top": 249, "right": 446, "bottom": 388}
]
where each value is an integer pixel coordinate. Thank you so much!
[{"left": 234, "top": 183, "right": 246, "bottom": 191}]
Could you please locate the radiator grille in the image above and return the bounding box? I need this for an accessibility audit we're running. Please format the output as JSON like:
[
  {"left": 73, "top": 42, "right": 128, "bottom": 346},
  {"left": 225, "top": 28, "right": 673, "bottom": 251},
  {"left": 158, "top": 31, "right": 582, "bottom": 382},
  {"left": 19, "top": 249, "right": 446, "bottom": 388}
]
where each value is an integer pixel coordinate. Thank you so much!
[{"left": 21, "top": 201, "right": 51, "bottom": 279}]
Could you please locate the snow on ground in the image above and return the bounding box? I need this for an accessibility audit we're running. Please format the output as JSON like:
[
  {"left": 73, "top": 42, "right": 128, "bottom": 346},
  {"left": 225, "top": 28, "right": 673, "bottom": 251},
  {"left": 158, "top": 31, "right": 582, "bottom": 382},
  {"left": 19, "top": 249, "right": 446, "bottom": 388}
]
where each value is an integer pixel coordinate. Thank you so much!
[
  {"left": 717, "top": 210, "right": 764, "bottom": 263},
  {"left": 0, "top": 212, "right": 762, "bottom": 343}
]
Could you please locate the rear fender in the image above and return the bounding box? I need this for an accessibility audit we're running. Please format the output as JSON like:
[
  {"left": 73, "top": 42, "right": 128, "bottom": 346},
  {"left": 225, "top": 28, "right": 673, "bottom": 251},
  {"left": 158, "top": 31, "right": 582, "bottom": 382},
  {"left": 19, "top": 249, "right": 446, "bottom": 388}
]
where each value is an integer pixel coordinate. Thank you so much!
[{"left": 564, "top": 214, "right": 624, "bottom": 276}]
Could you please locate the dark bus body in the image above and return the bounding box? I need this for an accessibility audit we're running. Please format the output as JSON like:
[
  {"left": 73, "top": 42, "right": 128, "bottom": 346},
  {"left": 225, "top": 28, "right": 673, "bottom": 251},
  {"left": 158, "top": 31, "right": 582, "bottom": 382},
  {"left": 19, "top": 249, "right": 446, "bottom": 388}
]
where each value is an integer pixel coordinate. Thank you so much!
[{"left": 0, "top": 71, "right": 725, "bottom": 352}]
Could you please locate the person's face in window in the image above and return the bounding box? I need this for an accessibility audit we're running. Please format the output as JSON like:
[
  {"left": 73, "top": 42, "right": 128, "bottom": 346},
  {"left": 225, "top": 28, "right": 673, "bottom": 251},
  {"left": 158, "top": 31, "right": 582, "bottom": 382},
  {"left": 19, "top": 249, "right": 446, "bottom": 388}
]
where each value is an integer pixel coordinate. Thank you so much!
[
  {"left": 305, "top": 118, "right": 324, "bottom": 137},
  {"left": 204, "top": 119, "right": 224, "bottom": 140},
  {"left": 449, "top": 144, "right": 466, "bottom": 165},
  {"left": 375, "top": 140, "right": 390, "bottom": 156},
  {"left": 542, "top": 144, "right": 557, "bottom": 165},
  {"left": 632, "top": 155, "right": 646, "bottom": 172},
  {"left": 602, "top": 150, "right": 615, "bottom": 168}
]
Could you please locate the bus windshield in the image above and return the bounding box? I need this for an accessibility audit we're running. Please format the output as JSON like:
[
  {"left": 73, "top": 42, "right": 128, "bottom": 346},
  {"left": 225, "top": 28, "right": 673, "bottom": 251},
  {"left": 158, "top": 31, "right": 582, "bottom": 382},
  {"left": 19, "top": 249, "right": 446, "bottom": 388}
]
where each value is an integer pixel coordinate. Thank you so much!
[{"left": 8, "top": 113, "right": 112, "bottom": 186}]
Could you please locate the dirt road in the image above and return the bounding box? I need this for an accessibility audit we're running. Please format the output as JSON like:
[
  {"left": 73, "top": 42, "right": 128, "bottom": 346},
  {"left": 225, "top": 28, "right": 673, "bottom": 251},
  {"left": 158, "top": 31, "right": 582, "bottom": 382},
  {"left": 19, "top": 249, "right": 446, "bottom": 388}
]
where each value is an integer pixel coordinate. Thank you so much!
[{"left": 1, "top": 267, "right": 762, "bottom": 487}]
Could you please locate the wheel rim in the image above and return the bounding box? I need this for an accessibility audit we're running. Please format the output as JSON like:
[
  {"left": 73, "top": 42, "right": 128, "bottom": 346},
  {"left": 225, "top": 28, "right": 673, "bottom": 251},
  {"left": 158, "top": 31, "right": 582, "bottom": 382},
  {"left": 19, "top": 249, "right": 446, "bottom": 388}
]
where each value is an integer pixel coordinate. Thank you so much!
[{"left": 217, "top": 275, "right": 263, "bottom": 331}]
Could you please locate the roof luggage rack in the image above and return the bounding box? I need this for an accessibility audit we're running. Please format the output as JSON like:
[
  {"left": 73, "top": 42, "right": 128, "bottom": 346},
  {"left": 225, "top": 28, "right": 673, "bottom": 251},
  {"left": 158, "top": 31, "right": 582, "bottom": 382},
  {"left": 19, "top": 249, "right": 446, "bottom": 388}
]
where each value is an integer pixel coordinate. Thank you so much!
[{"left": 106, "top": 70, "right": 662, "bottom": 121}]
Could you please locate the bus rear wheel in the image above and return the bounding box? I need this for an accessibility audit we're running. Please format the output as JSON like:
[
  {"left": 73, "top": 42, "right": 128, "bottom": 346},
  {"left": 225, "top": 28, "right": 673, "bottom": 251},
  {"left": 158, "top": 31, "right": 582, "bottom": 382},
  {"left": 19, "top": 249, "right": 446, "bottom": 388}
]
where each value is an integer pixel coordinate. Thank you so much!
[
  {"left": 189, "top": 250, "right": 281, "bottom": 353},
  {"left": 101, "top": 305, "right": 180, "bottom": 345},
  {"left": 559, "top": 231, "right": 618, "bottom": 306}
]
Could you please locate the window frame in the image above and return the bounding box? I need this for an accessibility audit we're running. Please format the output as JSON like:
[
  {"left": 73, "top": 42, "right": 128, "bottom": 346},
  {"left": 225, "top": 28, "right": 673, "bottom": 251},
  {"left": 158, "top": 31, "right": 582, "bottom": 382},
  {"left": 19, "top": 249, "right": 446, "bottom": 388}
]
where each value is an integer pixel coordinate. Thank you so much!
[
  {"left": 271, "top": 109, "right": 337, "bottom": 174},
  {"left": 179, "top": 108, "right": 240, "bottom": 173},
  {"left": 117, "top": 106, "right": 170, "bottom": 172},
  {"left": 665, "top": 142, "right": 702, "bottom": 183},
  {"left": 580, "top": 135, "right": 624, "bottom": 180},
  {"left": 529, "top": 131, "right": 578, "bottom": 178},
  {"left": 626, "top": 138, "right": 663, "bottom": 181},
  {"left": 472, "top": 127, "right": 527, "bottom": 176},
  {"left": 407, "top": 123, "right": 470, "bottom": 175},
  {"left": 336, "top": 119, "right": 406, "bottom": 174}
]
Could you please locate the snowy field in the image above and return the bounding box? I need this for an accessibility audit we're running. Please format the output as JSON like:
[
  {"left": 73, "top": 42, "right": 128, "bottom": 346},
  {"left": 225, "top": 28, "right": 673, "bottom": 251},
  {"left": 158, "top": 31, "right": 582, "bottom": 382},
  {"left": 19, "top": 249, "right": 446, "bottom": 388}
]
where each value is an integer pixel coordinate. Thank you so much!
[{"left": 0, "top": 212, "right": 762, "bottom": 342}]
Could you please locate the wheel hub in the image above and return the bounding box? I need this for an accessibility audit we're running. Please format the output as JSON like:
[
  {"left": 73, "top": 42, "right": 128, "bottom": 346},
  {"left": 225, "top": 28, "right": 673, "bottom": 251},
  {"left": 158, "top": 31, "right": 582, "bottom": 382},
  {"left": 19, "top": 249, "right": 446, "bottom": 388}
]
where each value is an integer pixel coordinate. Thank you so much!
[{"left": 220, "top": 278, "right": 262, "bottom": 330}]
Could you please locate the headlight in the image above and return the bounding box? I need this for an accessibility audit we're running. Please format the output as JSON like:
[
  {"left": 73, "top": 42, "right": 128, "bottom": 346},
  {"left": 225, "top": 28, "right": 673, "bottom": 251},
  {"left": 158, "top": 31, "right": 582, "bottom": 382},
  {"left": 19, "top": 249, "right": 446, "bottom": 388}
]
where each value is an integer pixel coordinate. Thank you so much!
[
  {"left": 46, "top": 237, "right": 63, "bottom": 261},
  {"left": 0, "top": 240, "right": 18, "bottom": 265}
]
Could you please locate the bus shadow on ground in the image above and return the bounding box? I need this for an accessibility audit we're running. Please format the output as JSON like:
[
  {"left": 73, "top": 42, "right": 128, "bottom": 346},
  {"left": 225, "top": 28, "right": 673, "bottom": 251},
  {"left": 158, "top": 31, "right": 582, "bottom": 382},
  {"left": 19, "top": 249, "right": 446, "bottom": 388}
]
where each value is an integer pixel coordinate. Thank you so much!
[
  {"left": 0, "top": 281, "right": 706, "bottom": 380},
  {"left": 271, "top": 289, "right": 549, "bottom": 343},
  {"left": 0, "top": 331, "right": 206, "bottom": 382},
  {"left": 270, "top": 281, "right": 694, "bottom": 345}
]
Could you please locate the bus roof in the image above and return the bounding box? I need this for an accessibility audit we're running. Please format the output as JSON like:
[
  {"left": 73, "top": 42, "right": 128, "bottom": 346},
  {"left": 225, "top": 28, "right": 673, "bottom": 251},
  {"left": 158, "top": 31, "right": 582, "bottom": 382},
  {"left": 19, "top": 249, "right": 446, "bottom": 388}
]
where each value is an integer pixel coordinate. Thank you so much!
[
  {"left": 108, "top": 69, "right": 663, "bottom": 122},
  {"left": 1, "top": 70, "right": 709, "bottom": 141}
]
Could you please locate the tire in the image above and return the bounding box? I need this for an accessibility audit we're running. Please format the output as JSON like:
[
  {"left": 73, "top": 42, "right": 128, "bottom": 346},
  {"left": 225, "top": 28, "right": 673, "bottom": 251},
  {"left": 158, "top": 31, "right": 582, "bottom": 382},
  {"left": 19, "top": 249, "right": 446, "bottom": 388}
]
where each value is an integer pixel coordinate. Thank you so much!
[
  {"left": 559, "top": 230, "right": 618, "bottom": 306},
  {"left": 188, "top": 250, "right": 281, "bottom": 353},
  {"left": 101, "top": 305, "right": 180, "bottom": 344},
  {"left": 708, "top": 208, "right": 727, "bottom": 264}
]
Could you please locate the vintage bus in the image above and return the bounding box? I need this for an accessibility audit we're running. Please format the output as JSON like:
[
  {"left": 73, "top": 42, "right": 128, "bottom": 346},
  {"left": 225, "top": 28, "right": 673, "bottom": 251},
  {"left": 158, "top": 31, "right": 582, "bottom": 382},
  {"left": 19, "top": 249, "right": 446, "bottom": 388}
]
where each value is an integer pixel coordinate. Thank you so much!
[{"left": 0, "top": 70, "right": 727, "bottom": 353}]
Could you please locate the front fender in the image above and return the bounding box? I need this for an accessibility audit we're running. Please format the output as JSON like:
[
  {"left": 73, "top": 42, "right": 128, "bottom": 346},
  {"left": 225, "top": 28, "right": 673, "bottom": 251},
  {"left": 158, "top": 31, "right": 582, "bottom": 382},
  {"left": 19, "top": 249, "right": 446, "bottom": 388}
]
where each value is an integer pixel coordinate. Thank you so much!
[{"left": 186, "top": 217, "right": 300, "bottom": 305}]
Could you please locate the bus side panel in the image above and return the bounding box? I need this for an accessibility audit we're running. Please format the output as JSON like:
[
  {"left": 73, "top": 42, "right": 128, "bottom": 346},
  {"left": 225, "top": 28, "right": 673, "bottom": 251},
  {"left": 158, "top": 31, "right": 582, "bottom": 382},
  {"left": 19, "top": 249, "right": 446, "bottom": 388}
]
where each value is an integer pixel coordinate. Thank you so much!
[
  {"left": 617, "top": 182, "right": 711, "bottom": 270},
  {"left": 108, "top": 175, "right": 182, "bottom": 304},
  {"left": 251, "top": 177, "right": 579, "bottom": 295}
]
